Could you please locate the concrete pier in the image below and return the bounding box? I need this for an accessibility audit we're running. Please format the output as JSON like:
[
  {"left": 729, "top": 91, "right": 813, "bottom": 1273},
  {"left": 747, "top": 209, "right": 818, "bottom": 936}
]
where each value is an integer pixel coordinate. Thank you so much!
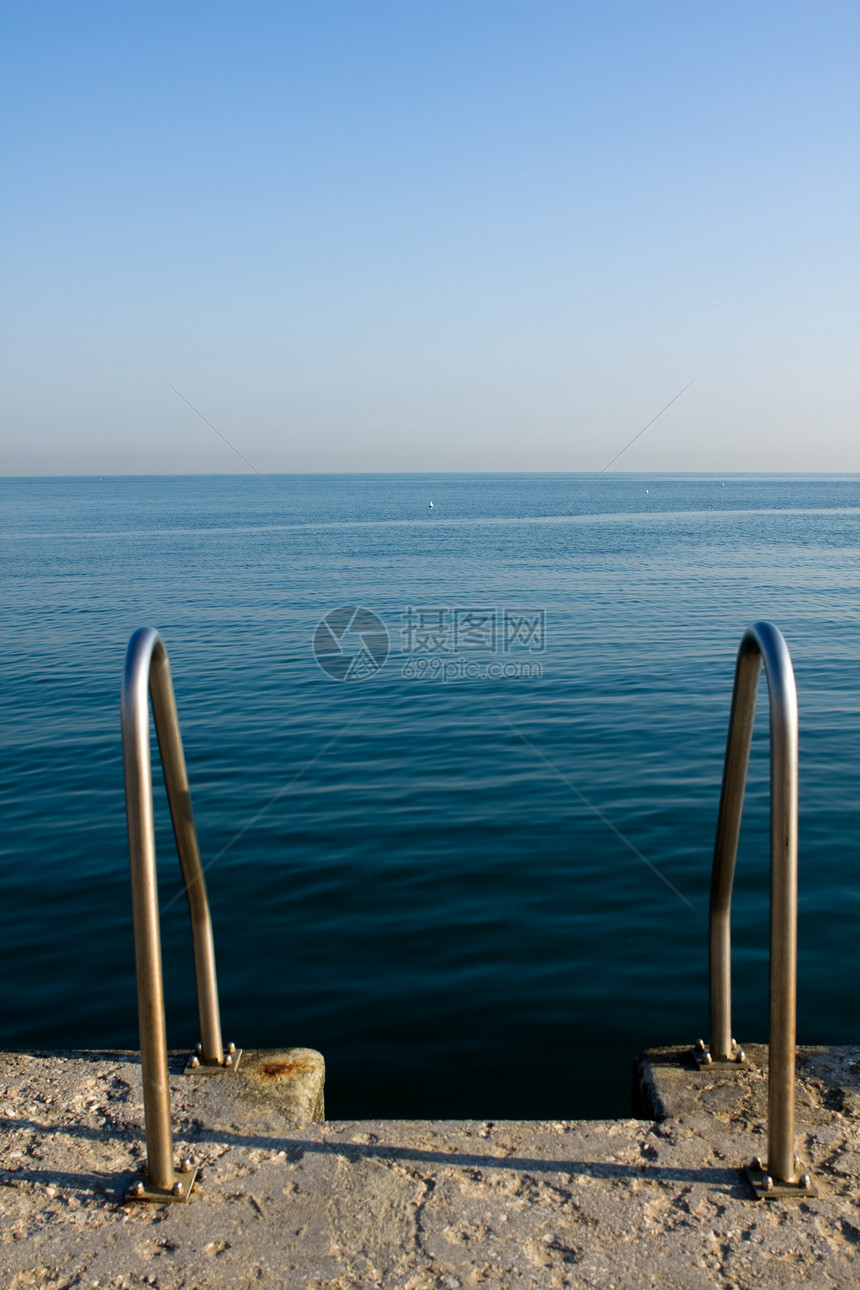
[{"left": 1, "top": 1045, "right": 858, "bottom": 1288}]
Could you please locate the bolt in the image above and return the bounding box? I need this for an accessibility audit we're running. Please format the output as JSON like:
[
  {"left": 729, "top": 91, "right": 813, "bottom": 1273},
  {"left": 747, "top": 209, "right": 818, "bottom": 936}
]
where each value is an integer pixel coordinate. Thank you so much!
[
  {"left": 731, "top": 1037, "right": 736, "bottom": 1047},
  {"left": 224, "top": 1054, "right": 233, "bottom": 1068},
  {"left": 762, "top": 1175, "right": 773, "bottom": 1192},
  {"left": 172, "top": 1181, "right": 184, "bottom": 1197},
  {"left": 227, "top": 1042, "right": 236, "bottom": 1055},
  {"left": 189, "top": 1056, "right": 200, "bottom": 1069},
  {"left": 180, "top": 1158, "right": 193, "bottom": 1173},
  {"left": 752, "top": 1156, "right": 762, "bottom": 1170},
  {"left": 195, "top": 1042, "right": 202, "bottom": 1055},
  {"left": 800, "top": 1174, "right": 811, "bottom": 1190},
  {"left": 695, "top": 1038, "right": 705, "bottom": 1051},
  {"left": 129, "top": 1181, "right": 144, "bottom": 1198},
  {"left": 737, "top": 1049, "right": 747, "bottom": 1063},
  {"left": 703, "top": 1052, "right": 712, "bottom": 1065}
]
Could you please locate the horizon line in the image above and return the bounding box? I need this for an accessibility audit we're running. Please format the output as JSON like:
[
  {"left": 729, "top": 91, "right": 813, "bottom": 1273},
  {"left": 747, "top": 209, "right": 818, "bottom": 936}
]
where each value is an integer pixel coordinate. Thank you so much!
[{"left": 3, "top": 469, "right": 860, "bottom": 481}]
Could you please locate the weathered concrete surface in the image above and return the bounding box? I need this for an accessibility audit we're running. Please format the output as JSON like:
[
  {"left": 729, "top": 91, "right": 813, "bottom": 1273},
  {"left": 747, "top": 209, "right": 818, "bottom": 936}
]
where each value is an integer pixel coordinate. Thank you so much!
[
  {"left": 635, "top": 1044, "right": 860, "bottom": 1125},
  {"left": 1, "top": 1048, "right": 859, "bottom": 1289},
  {"left": 194, "top": 1047, "right": 326, "bottom": 1129}
]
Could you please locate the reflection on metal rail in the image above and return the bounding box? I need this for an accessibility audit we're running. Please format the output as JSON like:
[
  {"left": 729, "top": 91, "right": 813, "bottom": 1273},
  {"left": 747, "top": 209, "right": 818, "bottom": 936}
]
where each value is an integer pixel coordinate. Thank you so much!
[
  {"left": 121, "top": 627, "right": 239, "bottom": 1202},
  {"left": 695, "top": 620, "right": 813, "bottom": 1198}
]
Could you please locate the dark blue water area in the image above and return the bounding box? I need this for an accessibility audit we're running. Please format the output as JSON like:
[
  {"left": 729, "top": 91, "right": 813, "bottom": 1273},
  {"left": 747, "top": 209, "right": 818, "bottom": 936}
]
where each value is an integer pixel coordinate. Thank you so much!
[{"left": 1, "top": 473, "right": 859, "bottom": 1119}]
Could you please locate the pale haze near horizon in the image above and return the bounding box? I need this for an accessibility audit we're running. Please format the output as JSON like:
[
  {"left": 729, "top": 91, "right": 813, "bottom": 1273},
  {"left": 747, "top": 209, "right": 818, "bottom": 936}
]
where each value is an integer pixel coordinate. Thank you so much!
[{"left": 0, "top": 1, "right": 857, "bottom": 476}]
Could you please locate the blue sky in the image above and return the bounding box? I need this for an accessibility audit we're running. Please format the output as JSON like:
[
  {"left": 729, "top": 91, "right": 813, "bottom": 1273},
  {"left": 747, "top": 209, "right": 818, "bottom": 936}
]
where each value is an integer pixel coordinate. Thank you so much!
[{"left": 1, "top": 1, "right": 857, "bottom": 473}]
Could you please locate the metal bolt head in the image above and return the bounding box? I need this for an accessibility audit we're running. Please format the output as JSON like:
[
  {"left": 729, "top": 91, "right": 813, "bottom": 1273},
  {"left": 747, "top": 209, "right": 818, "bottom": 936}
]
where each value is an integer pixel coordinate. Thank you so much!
[
  {"left": 189, "top": 1055, "right": 200, "bottom": 1069},
  {"left": 224, "top": 1054, "right": 233, "bottom": 1068},
  {"left": 227, "top": 1041, "right": 236, "bottom": 1055},
  {"left": 195, "top": 1042, "right": 202, "bottom": 1055},
  {"left": 130, "top": 1180, "right": 144, "bottom": 1197},
  {"left": 172, "top": 1181, "right": 184, "bottom": 1197},
  {"left": 762, "top": 1175, "right": 773, "bottom": 1192},
  {"left": 737, "top": 1049, "right": 747, "bottom": 1064},
  {"left": 703, "top": 1052, "right": 712, "bottom": 1065},
  {"left": 695, "top": 1038, "right": 705, "bottom": 1051},
  {"left": 180, "top": 1158, "right": 193, "bottom": 1173},
  {"left": 752, "top": 1156, "right": 762, "bottom": 1170},
  {"left": 800, "top": 1173, "right": 811, "bottom": 1190}
]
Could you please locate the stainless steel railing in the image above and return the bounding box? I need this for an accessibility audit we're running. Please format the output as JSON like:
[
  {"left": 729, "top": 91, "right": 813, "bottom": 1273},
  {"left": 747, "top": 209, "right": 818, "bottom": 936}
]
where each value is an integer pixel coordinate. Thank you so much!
[
  {"left": 121, "top": 627, "right": 234, "bottom": 1199},
  {"left": 700, "top": 620, "right": 811, "bottom": 1195}
]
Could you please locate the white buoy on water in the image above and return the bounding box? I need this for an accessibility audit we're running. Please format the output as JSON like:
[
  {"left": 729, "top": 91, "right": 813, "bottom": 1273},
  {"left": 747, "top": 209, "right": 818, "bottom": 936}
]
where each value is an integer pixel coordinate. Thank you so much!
[{"left": 428, "top": 501, "right": 434, "bottom": 508}]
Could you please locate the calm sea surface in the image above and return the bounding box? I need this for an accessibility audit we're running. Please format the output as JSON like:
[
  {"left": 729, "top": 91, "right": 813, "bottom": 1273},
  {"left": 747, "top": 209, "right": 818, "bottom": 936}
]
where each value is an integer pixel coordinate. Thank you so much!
[{"left": 1, "top": 474, "right": 858, "bottom": 1118}]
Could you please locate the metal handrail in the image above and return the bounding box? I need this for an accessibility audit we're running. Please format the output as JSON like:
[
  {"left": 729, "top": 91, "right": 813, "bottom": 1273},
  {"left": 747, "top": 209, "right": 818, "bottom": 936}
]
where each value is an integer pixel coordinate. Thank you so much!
[
  {"left": 707, "top": 620, "right": 803, "bottom": 1191},
  {"left": 121, "top": 627, "right": 226, "bottom": 1195}
]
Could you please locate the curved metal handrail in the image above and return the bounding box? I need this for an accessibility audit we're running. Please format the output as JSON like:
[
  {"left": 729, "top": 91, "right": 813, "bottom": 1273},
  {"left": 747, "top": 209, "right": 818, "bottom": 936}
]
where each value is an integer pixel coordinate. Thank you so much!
[
  {"left": 706, "top": 620, "right": 802, "bottom": 1190},
  {"left": 121, "top": 627, "right": 226, "bottom": 1195}
]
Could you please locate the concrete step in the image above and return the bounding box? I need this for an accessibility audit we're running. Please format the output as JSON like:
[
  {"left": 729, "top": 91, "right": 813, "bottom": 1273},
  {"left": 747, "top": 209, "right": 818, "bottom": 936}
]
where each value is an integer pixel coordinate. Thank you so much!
[{"left": 1, "top": 1046, "right": 858, "bottom": 1288}]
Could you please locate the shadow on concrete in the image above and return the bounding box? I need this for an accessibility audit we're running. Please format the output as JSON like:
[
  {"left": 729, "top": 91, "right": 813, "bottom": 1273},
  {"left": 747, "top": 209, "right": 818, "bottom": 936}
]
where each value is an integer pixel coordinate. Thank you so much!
[
  {"left": 198, "top": 1131, "right": 750, "bottom": 1192},
  {"left": 2, "top": 1115, "right": 754, "bottom": 1196},
  {"left": 0, "top": 1164, "right": 134, "bottom": 1199}
]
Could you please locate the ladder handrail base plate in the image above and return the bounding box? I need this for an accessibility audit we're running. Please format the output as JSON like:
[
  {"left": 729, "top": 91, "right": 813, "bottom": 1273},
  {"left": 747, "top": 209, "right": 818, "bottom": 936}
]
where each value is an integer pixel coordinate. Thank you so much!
[
  {"left": 184, "top": 1049, "right": 243, "bottom": 1077},
  {"left": 125, "top": 1164, "right": 200, "bottom": 1203},
  {"left": 690, "top": 1040, "right": 752, "bottom": 1070},
  {"left": 744, "top": 1159, "right": 817, "bottom": 1201}
]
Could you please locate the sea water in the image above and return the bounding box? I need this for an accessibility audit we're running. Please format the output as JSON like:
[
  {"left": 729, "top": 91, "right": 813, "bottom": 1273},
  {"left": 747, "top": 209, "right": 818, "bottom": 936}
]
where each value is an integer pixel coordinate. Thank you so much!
[{"left": 1, "top": 473, "right": 858, "bottom": 1118}]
